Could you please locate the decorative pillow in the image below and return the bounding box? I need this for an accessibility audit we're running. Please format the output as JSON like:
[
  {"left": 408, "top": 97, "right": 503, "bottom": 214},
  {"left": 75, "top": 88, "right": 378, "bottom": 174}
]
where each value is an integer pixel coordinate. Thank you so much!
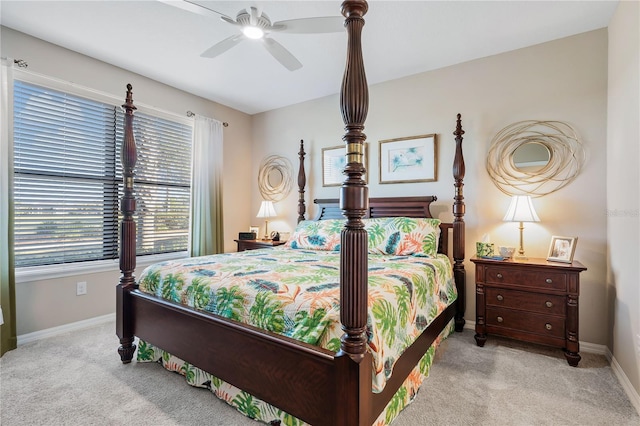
[
  {"left": 287, "top": 216, "right": 441, "bottom": 257},
  {"left": 286, "top": 219, "right": 345, "bottom": 251},
  {"left": 364, "top": 217, "right": 441, "bottom": 257}
]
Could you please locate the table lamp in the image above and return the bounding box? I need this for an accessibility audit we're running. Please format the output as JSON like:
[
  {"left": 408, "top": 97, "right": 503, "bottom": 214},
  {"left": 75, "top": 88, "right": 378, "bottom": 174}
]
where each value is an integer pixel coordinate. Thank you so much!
[
  {"left": 503, "top": 195, "right": 540, "bottom": 259},
  {"left": 256, "top": 200, "right": 276, "bottom": 240}
]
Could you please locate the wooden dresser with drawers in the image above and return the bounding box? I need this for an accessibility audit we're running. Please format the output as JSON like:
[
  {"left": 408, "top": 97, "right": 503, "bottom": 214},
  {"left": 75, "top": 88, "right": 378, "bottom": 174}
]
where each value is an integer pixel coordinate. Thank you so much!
[{"left": 471, "top": 257, "right": 587, "bottom": 366}]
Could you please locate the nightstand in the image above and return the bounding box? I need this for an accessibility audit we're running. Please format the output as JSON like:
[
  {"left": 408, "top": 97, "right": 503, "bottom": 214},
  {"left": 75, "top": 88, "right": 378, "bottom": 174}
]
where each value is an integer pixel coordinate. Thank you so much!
[
  {"left": 471, "top": 256, "right": 587, "bottom": 366},
  {"left": 235, "top": 239, "right": 286, "bottom": 252}
]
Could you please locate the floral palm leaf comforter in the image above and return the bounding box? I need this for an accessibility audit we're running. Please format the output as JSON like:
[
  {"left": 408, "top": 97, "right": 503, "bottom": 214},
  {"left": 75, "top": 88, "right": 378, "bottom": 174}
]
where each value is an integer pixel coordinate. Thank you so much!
[{"left": 138, "top": 247, "right": 456, "bottom": 393}]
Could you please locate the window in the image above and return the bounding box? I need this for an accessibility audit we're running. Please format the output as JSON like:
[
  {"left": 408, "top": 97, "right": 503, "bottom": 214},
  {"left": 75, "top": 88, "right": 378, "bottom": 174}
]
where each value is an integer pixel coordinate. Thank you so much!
[{"left": 13, "top": 80, "right": 193, "bottom": 268}]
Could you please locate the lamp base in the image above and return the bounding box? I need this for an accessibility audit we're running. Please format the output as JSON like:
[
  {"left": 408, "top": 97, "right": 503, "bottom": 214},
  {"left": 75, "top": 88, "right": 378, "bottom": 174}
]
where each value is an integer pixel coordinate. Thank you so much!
[
  {"left": 262, "top": 219, "right": 270, "bottom": 242},
  {"left": 514, "top": 255, "right": 529, "bottom": 261}
]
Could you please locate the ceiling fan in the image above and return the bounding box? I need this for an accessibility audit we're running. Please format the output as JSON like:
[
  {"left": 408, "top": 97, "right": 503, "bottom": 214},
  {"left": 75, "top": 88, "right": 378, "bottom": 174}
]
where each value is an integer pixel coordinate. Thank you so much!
[{"left": 162, "top": 1, "right": 345, "bottom": 71}]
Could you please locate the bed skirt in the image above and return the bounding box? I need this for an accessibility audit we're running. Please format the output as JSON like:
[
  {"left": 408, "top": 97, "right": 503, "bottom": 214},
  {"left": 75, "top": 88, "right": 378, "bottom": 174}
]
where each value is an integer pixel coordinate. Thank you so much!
[{"left": 136, "top": 319, "right": 455, "bottom": 426}]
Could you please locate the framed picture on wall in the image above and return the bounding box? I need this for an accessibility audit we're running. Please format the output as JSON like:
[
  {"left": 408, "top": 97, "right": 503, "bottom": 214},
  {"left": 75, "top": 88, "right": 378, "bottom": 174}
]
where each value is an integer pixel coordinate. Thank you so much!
[
  {"left": 322, "top": 143, "right": 368, "bottom": 187},
  {"left": 547, "top": 236, "right": 578, "bottom": 263},
  {"left": 379, "top": 134, "right": 437, "bottom": 184}
]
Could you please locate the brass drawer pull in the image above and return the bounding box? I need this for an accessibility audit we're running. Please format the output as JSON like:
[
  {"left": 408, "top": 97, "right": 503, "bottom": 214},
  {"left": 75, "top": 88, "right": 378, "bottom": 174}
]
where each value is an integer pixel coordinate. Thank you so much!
[
  {"left": 545, "top": 278, "right": 553, "bottom": 284},
  {"left": 545, "top": 323, "right": 552, "bottom": 330},
  {"left": 497, "top": 294, "right": 504, "bottom": 301},
  {"left": 497, "top": 273, "right": 503, "bottom": 279},
  {"left": 545, "top": 301, "right": 553, "bottom": 308},
  {"left": 497, "top": 316, "right": 504, "bottom": 323}
]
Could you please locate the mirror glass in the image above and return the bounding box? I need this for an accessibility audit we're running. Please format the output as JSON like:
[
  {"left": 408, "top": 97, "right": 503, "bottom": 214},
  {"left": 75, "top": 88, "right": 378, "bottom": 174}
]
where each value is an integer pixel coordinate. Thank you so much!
[
  {"left": 512, "top": 142, "right": 551, "bottom": 172},
  {"left": 267, "top": 168, "right": 283, "bottom": 188}
]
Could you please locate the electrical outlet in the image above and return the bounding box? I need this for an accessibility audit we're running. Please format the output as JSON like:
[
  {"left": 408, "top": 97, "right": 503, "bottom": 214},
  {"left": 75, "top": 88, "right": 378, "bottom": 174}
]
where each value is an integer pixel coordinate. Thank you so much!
[{"left": 76, "top": 281, "right": 87, "bottom": 296}]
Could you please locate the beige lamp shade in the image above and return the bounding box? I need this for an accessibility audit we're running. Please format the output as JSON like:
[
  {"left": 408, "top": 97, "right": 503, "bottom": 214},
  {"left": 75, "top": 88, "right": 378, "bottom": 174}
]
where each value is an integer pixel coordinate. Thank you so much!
[
  {"left": 256, "top": 200, "right": 276, "bottom": 240},
  {"left": 503, "top": 195, "right": 540, "bottom": 223},
  {"left": 503, "top": 195, "right": 539, "bottom": 258}
]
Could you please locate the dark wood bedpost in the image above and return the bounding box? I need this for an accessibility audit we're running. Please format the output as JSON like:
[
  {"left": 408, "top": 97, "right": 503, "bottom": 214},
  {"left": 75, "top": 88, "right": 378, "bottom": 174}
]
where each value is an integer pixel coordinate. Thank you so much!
[
  {"left": 339, "top": 0, "right": 369, "bottom": 362},
  {"left": 452, "top": 113, "right": 466, "bottom": 332},
  {"left": 336, "top": 1, "right": 371, "bottom": 424},
  {"left": 297, "top": 140, "right": 306, "bottom": 223},
  {"left": 116, "top": 84, "right": 138, "bottom": 363}
]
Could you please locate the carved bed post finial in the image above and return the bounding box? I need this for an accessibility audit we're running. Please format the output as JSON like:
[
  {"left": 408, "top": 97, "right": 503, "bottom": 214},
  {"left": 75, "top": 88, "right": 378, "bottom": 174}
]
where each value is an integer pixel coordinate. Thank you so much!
[
  {"left": 452, "top": 113, "right": 466, "bottom": 331},
  {"left": 297, "top": 140, "right": 306, "bottom": 223},
  {"left": 117, "top": 84, "right": 138, "bottom": 363},
  {"left": 339, "top": 0, "right": 369, "bottom": 361}
]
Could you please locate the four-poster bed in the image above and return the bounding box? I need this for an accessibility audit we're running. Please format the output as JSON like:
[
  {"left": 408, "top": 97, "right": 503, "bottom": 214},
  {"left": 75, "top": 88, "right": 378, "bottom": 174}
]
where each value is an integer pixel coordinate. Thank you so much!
[{"left": 116, "top": 1, "right": 467, "bottom": 425}]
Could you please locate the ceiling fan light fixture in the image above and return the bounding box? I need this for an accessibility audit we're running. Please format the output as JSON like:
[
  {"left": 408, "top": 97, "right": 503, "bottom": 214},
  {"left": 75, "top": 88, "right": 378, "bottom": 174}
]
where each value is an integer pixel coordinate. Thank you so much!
[
  {"left": 192, "top": 2, "right": 343, "bottom": 70},
  {"left": 242, "top": 26, "right": 264, "bottom": 39}
]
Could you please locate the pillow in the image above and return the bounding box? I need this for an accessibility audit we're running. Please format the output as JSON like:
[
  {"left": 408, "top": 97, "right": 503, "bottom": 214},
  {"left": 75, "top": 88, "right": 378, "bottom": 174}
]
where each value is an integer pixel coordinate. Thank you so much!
[
  {"left": 287, "top": 216, "right": 441, "bottom": 257},
  {"left": 286, "top": 219, "right": 345, "bottom": 251},
  {"left": 364, "top": 217, "right": 441, "bottom": 257}
]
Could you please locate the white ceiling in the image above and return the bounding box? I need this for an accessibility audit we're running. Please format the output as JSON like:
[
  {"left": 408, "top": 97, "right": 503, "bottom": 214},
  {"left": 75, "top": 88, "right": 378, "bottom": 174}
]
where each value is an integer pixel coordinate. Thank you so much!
[{"left": 1, "top": 1, "right": 618, "bottom": 115}]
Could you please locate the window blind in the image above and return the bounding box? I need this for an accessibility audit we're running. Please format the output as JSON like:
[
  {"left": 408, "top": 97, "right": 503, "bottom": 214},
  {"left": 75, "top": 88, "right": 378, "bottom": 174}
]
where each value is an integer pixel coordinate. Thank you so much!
[{"left": 13, "top": 80, "right": 192, "bottom": 268}]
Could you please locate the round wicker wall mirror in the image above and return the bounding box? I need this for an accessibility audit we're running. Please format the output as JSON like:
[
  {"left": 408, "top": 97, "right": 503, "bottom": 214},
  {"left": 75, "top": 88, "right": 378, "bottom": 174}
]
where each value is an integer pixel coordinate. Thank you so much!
[
  {"left": 486, "top": 121, "right": 585, "bottom": 197},
  {"left": 258, "top": 155, "right": 293, "bottom": 202}
]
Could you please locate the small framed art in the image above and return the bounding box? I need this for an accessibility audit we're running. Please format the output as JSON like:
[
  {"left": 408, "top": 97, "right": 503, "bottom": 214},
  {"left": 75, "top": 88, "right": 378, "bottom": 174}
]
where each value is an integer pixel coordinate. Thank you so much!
[
  {"left": 322, "top": 143, "right": 368, "bottom": 187},
  {"left": 379, "top": 134, "right": 437, "bottom": 184},
  {"left": 249, "top": 226, "right": 260, "bottom": 236},
  {"left": 547, "top": 236, "right": 578, "bottom": 263}
]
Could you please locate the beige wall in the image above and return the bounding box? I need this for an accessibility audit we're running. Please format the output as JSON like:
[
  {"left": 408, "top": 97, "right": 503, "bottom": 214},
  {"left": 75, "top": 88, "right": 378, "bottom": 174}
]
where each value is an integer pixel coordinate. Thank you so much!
[
  {"left": 2, "top": 27, "right": 253, "bottom": 334},
  {"left": 607, "top": 1, "right": 640, "bottom": 397},
  {"left": 252, "top": 29, "right": 609, "bottom": 345}
]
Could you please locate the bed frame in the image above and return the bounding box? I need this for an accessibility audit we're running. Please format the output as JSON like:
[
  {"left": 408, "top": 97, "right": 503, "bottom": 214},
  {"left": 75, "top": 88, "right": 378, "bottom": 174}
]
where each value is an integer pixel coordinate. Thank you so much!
[{"left": 116, "top": 1, "right": 466, "bottom": 425}]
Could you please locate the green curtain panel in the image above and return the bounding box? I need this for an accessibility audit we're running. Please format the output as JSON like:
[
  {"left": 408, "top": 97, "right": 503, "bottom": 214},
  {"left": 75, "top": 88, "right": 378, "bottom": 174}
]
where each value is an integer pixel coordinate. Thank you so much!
[
  {"left": 1, "top": 59, "right": 17, "bottom": 356},
  {"left": 190, "top": 115, "right": 224, "bottom": 257}
]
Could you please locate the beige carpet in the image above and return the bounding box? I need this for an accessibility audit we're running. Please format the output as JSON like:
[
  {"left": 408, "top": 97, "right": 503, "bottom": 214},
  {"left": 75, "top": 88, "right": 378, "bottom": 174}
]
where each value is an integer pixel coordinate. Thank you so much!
[{"left": 1, "top": 321, "right": 638, "bottom": 425}]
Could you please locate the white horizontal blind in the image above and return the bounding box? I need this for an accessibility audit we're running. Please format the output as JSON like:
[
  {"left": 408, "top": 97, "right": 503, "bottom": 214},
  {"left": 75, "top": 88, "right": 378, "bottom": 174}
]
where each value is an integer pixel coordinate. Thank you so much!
[
  {"left": 115, "top": 110, "right": 192, "bottom": 256},
  {"left": 13, "top": 80, "right": 192, "bottom": 267}
]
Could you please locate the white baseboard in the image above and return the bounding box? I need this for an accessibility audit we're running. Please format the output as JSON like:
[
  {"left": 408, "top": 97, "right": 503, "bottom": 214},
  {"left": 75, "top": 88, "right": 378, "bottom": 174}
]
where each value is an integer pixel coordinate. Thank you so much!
[
  {"left": 579, "top": 340, "right": 609, "bottom": 356},
  {"left": 463, "top": 319, "right": 475, "bottom": 331},
  {"left": 17, "top": 313, "right": 115, "bottom": 346},
  {"left": 611, "top": 353, "right": 640, "bottom": 416}
]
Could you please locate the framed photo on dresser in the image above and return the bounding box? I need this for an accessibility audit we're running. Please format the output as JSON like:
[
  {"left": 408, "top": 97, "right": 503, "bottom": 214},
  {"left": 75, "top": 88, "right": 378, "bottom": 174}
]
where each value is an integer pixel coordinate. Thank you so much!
[{"left": 547, "top": 236, "right": 577, "bottom": 263}]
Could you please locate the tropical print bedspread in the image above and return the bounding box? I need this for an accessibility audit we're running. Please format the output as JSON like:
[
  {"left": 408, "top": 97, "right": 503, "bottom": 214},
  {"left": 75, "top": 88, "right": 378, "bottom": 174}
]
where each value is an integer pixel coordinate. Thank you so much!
[{"left": 137, "top": 247, "right": 456, "bottom": 393}]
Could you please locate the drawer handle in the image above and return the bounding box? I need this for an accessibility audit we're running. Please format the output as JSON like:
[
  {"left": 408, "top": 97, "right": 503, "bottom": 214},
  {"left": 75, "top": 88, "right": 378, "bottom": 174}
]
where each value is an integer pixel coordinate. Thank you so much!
[
  {"left": 545, "top": 278, "right": 553, "bottom": 284},
  {"left": 496, "top": 294, "right": 504, "bottom": 301},
  {"left": 545, "top": 323, "right": 552, "bottom": 330},
  {"left": 497, "top": 316, "right": 504, "bottom": 323},
  {"left": 497, "top": 273, "right": 503, "bottom": 279},
  {"left": 545, "top": 301, "right": 553, "bottom": 308}
]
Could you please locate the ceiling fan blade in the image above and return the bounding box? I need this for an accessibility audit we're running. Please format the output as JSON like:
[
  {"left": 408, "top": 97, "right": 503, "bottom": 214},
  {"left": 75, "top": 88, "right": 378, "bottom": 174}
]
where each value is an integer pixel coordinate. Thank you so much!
[
  {"left": 262, "top": 38, "right": 302, "bottom": 71},
  {"left": 201, "top": 34, "right": 244, "bottom": 58},
  {"left": 272, "top": 16, "right": 344, "bottom": 34},
  {"left": 220, "top": 15, "right": 239, "bottom": 26},
  {"left": 248, "top": 6, "right": 258, "bottom": 26},
  {"left": 159, "top": 0, "right": 230, "bottom": 20}
]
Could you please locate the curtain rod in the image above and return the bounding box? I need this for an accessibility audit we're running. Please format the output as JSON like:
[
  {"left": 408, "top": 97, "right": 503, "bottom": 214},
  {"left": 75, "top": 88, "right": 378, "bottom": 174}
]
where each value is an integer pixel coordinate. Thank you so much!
[
  {"left": 186, "top": 110, "right": 228, "bottom": 127},
  {"left": 0, "top": 58, "right": 28, "bottom": 68}
]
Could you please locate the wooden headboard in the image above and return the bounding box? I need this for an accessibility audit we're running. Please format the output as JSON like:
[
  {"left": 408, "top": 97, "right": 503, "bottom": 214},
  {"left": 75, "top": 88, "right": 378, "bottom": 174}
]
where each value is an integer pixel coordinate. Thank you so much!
[{"left": 312, "top": 196, "right": 452, "bottom": 256}]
